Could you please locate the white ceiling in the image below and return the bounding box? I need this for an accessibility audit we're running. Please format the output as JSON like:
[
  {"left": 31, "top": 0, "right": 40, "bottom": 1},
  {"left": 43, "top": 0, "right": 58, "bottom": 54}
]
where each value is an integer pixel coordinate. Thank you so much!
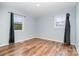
[{"left": 1, "top": 2, "right": 77, "bottom": 17}]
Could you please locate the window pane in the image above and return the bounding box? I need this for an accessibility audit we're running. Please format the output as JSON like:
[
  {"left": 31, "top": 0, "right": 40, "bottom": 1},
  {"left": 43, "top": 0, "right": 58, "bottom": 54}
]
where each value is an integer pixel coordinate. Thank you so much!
[{"left": 14, "top": 14, "right": 24, "bottom": 30}]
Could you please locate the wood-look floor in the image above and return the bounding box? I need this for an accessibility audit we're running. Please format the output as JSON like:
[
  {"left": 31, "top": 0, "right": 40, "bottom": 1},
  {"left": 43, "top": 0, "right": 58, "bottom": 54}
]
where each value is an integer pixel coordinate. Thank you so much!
[{"left": 0, "top": 38, "right": 78, "bottom": 56}]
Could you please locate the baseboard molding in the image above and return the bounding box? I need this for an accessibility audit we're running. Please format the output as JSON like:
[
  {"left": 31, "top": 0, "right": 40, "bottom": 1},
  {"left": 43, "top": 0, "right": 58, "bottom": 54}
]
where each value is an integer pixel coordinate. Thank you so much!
[
  {"left": 0, "top": 37, "right": 35, "bottom": 47},
  {"left": 75, "top": 45, "right": 79, "bottom": 54},
  {"left": 0, "top": 36, "right": 75, "bottom": 47},
  {"left": 15, "top": 37, "right": 35, "bottom": 43},
  {"left": 76, "top": 49, "right": 79, "bottom": 54},
  {"left": 35, "top": 36, "right": 63, "bottom": 43},
  {"left": 0, "top": 43, "right": 9, "bottom": 47},
  {"left": 35, "top": 36, "right": 75, "bottom": 45},
  {"left": 0, "top": 37, "right": 62, "bottom": 47}
]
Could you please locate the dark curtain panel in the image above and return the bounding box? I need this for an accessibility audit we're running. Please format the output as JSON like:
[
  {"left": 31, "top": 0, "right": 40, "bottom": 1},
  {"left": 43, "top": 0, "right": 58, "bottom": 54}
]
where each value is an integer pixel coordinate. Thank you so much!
[
  {"left": 64, "top": 13, "right": 71, "bottom": 45},
  {"left": 9, "top": 12, "right": 15, "bottom": 44}
]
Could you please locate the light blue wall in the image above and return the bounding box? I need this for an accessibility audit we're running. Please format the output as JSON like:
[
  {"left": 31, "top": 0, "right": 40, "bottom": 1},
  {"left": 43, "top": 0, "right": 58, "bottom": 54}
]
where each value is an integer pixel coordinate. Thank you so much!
[
  {"left": 0, "top": 3, "right": 76, "bottom": 47},
  {"left": 0, "top": 4, "right": 35, "bottom": 46},
  {"left": 36, "top": 7, "right": 76, "bottom": 45},
  {"left": 76, "top": 3, "right": 79, "bottom": 53}
]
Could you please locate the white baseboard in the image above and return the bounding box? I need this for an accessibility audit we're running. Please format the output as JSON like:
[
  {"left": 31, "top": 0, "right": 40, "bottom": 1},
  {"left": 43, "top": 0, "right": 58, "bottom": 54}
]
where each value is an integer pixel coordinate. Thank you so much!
[
  {"left": 0, "top": 43, "right": 9, "bottom": 47},
  {"left": 15, "top": 37, "right": 35, "bottom": 43},
  {"left": 0, "top": 36, "right": 75, "bottom": 47},
  {"left": 0, "top": 37, "right": 35, "bottom": 47},
  {"left": 0, "top": 37, "right": 63, "bottom": 47},
  {"left": 75, "top": 45, "right": 79, "bottom": 54},
  {"left": 35, "top": 36, "right": 63, "bottom": 43},
  {"left": 35, "top": 36, "right": 75, "bottom": 45}
]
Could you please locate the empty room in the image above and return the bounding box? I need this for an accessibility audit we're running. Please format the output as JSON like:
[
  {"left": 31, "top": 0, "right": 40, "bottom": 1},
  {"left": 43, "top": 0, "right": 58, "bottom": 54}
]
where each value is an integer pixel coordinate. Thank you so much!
[{"left": 0, "top": 2, "right": 79, "bottom": 56}]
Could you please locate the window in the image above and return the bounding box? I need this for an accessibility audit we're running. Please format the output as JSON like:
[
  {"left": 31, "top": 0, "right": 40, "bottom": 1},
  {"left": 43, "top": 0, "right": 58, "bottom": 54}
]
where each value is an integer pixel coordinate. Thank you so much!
[
  {"left": 54, "top": 16, "right": 65, "bottom": 28},
  {"left": 14, "top": 14, "right": 24, "bottom": 30}
]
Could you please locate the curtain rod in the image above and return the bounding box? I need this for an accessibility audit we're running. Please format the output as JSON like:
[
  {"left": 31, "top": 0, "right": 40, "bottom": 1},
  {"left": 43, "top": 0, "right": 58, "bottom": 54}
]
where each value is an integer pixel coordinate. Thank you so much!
[{"left": 8, "top": 12, "right": 26, "bottom": 17}]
